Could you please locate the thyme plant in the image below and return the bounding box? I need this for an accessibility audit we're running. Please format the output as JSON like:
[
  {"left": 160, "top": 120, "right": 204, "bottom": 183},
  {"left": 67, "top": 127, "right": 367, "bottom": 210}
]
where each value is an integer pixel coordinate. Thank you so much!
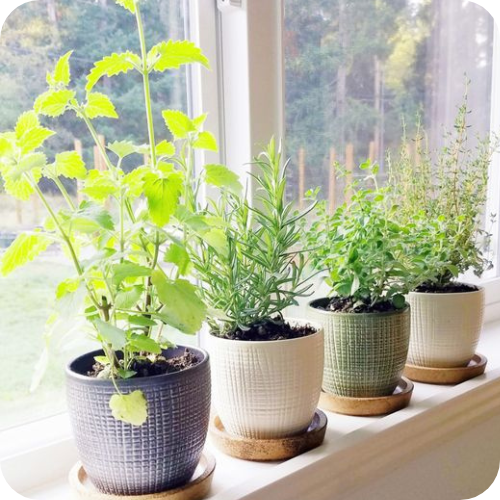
[
  {"left": 190, "top": 139, "right": 315, "bottom": 337},
  {"left": 0, "top": 0, "right": 216, "bottom": 425},
  {"left": 387, "top": 92, "right": 500, "bottom": 289}
]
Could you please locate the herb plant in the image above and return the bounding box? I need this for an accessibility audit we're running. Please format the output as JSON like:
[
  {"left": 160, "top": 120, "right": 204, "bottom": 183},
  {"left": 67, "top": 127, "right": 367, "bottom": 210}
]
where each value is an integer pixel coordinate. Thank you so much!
[
  {"left": 0, "top": 0, "right": 215, "bottom": 425},
  {"left": 304, "top": 162, "right": 418, "bottom": 312},
  {"left": 190, "top": 139, "right": 315, "bottom": 338},
  {"left": 387, "top": 93, "right": 500, "bottom": 290}
]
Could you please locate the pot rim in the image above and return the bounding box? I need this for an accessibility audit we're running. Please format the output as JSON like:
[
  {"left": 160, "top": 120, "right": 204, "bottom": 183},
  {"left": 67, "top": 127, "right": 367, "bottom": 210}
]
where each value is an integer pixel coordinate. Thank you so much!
[
  {"left": 66, "top": 345, "right": 209, "bottom": 386},
  {"left": 307, "top": 298, "right": 410, "bottom": 317},
  {"left": 209, "top": 316, "right": 323, "bottom": 345},
  {"left": 409, "top": 283, "right": 484, "bottom": 297}
]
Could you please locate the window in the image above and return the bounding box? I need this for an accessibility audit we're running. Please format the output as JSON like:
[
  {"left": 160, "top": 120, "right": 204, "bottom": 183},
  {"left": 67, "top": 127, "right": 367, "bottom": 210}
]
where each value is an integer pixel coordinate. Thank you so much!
[
  {"left": 0, "top": 0, "right": 190, "bottom": 430},
  {"left": 283, "top": 0, "right": 495, "bottom": 212}
]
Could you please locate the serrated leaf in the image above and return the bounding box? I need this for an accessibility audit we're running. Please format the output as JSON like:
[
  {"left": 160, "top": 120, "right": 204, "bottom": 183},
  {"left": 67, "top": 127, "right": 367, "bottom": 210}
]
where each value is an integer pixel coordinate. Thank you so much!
[
  {"left": 162, "top": 110, "right": 195, "bottom": 139},
  {"left": 85, "top": 92, "right": 119, "bottom": 119},
  {"left": 205, "top": 164, "right": 242, "bottom": 195},
  {"left": 123, "top": 166, "right": 148, "bottom": 199},
  {"left": 1, "top": 233, "right": 53, "bottom": 275},
  {"left": 71, "top": 201, "right": 114, "bottom": 233},
  {"left": 115, "top": 0, "right": 136, "bottom": 14},
  {"left": 93, "top": 318, "right": 127, "bottom": 349},
  {"left": 144, "top": 171, "right": 183, "bottom": 226},
  {"left": 129, "top": 333, "right": 161, "bottom": 354},
  {"left": 3, "top": 168, "right": 42, "bottom": 200},
  {"left": 151, "top": 40, "right": 209, "bottom": 72},
  {"left": 112, "top": 262, "right": 151, "bottom": 286},
  {"left": 19, "top": 126, "right": 55, "bottom": 154},
  {"left": 152, "top": 271, "right": 206, "bottom": 334},
  {"left": 34, "top": 89, "right": 75, "bottom": 117},
  {"left": 164, "top": 243, "right": 191, "bottom": 276},
  {"left": 0, "top": 134, "right": 15, "bottom": 158},
  {"left": 83, "top": 170, "right": 118, "bottom": 202},
  {"left": 15, "top": 111, "right": 40, "bottom": 139},
  {"left": 193, "top": 131, "right": 217, "bottom": 151},
  {"left": 86, "top": 52, "right": 141, "bottom": 92},
  {"left": 108, "top": 140, "right": 137, "bottom": 158},
  {"left": 11, "top": 153, "right": 46, "bottom": 181},
  {"left": 109, "top": 390, "right": 147, "bottom": 426},
  {"left": 55, "top": 277, "right": 81, "bottom": 299},
  {"left": 54, "top": 151, "right": 87, "bottom": 179},
  {"left": 47, "top": 51, "right": 73, "bottom": 87},
  {"left": 115, "top": 286, "right": 143, "bottom": 309},
  {"left": 202, "top": 228, "right": 228, "bottom": 256},
  {"left": 155, "top": 140, "right": 175, "bottom": 157}
]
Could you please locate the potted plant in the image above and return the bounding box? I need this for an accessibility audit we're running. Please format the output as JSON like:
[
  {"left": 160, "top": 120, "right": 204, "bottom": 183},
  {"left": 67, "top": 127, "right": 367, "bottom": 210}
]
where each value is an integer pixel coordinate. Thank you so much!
[
  {"left": 188, "top": 139, "right": 324, "bottom": 440},
  {"left": 0, "top": 0, "right": 214, "bottom": 495},
  {"left": 305, "top": 163, "right": 417, "bottom": 397},
  {"left": 387, "top": 96, "right": 500, "bottom": 368}
]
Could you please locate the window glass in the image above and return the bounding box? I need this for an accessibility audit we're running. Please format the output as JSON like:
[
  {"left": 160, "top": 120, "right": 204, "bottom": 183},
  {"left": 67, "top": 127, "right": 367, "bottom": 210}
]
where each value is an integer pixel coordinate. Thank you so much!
[{"left": 0, "top": 0, "right": 188, "bottom": 430}]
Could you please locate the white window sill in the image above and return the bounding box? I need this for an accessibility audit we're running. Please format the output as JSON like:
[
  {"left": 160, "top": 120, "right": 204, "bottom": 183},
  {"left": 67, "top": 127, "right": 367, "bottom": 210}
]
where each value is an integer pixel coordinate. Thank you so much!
[{"left": 2, "top": 320, "right": 500, "bottom": 500}]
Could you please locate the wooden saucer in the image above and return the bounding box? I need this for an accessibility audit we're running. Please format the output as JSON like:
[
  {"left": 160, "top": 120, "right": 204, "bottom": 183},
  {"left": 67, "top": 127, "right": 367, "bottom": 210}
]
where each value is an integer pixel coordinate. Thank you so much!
[
  {"left": 209, "top": 409, "right": 327, "bottom": 461},
  {"left": 404, "top": 353, "right": 487, "bottom": 385},
  {"left": 319, "top": 377, "right": 414, "bottom": 416},
  {"left": 69, "top": 452, "right": 216, "bottom": 500}
]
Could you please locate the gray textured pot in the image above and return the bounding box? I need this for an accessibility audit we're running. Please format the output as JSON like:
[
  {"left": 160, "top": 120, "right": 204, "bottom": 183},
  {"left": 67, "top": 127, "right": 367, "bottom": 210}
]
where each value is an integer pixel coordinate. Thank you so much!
[
  {"left": 66, "top": 346, "right": 210, "bottom": 496},
  {"left": 308, "top": 298, "right": 410, "bottom": 397}
]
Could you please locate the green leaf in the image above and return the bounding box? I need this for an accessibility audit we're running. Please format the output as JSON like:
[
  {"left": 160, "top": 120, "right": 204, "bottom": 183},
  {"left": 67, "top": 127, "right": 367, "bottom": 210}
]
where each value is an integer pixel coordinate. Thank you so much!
[
  {"left": 93, "top": 318, "right": 127, "bottom": 349},
  {"left": 155, "top": 140, "right": 175, "bottom": 157},
  {"left": 109, "top": 390, "right": 147, "bottom": 426},
  {"left": 117, "top": 368, "right": 137, "bottom": 379},
  {"left": 152, "top": 271, "right": 206, "bottom": 334},
  {"left": 71, "top": 201, "right": 114, "bottom": 233},
  {"left": 1, "top": 233, "right": 53, "bottom": 275},
  {"left": 144, "top": 171, "right": 183, "bottom": 226},
  {"left": 15, "top": 111, "right": 40, "bottom": 139},
  {"left": 83, "top": 170, "right": 118, "bottom": 201},
  {"left": 129, "top": 333, "right": 162, "bottom": 354},
  {"left": 115, "top": 0, "right": 136, "bottom": 14},
  {"left": 0, "top": 133, "right": 16, "bottom": 158},
  {"left": 151, "top": 40, "right": 209, "bottom": 72},
  {"left": 56, "top": 277, "right": 81, "bottom": 299},
  {"left": 53, "top": 151, "right": 87, "bottom": 179},
  {"left": 162, "top": 110, "right": 195, "bottom": 139},
  {"left": 86, "top": 52, "right": 141, "bottom": 92},
  {"left": 11, "top": 153, "right": 46, "bottom": 181},
  {"left": 193, "top": 131, "right": 218, "bottom": 151},
  {"left": 85, "top": 92, "right": 119, "bottom": 119},
  {"left": 205, "top": 164, "right": 242, "bottom": 195},
  {"left": 112, "top": 262, "right": 151, "bottom": 286},
  {"left": 19, "top": 126, "right": 55, "bottom": 154},
  {"left": 34, "top": 89, "right": 75, "bottom": 117},
  {"left": 129, "top": 315, "right": 156, "bottom": 327},
  {"left": 164, "top": 243, "right": 191, "bottom": 276},
  {"left": 115, "top": 286, "right": 143, "bottom": 309},
  {"left": 3, "top": 169, "right": 42, "bottom": 200},
  {"left": 123, "top": 166, "right": 148, "bottom": 199},
  {"left": 47, "top": 51, "right": 73, "bottom": 87},
  {"left": 202, "top": 228, "right": 228, "bottom": 256},
  {"left": 392, "top": 294, "right": 406, "bottom": 309},
  {"left": 108, "top": 141, "right": 137, "bottom": 159}
]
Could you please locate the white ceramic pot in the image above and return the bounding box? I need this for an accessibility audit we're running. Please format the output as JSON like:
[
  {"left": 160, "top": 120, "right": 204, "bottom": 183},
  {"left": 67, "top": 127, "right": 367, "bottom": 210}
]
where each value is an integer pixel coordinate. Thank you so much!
[
  {"left": 208, "top": 319, "right": 324, "bottom": 439},
  {"left": 407, "top": 286, "right": 484, "bottom": 368}
]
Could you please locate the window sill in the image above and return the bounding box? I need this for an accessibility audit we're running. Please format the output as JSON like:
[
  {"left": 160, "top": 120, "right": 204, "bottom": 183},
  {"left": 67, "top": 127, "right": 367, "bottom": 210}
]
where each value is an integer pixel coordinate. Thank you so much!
[{"left": 2, "top": 321, "right": 500, "bottom": 500}]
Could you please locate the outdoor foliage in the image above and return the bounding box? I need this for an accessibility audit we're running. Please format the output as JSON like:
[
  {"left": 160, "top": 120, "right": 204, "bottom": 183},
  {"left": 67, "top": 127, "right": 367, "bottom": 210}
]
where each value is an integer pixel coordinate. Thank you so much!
[
  {"left": 190, "top": 139, "right": 315, "bottom": 336},
  {"left": 0, "top": 0, "right": 213, "bottom": 425},
  {"left": 387, "top": 93, "right": 500, "bottom": 288}
]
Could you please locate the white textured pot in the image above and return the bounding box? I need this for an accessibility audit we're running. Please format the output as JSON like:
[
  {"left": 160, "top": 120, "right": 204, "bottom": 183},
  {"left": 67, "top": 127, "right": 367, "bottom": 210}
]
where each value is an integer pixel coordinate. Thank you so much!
[
  {"left": 408, "top": 286, "right": 484, "bottom": 368},
  {"left": 208, "top": 319, "right": 324, "bottom": 439}
]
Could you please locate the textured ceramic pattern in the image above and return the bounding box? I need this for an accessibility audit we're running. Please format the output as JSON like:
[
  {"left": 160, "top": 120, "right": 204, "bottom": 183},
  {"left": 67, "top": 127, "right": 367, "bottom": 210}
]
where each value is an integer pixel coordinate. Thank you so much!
[
  {"left": 408, "top": 288, "right": 484, "bottom": 368},
  {"left": 66, "top": 346, "right": 211, "bottom": 496},
  {"left": 209, "top": 319, "right": 324, "bottom": 439},
  {"left": 308, "top": 300, "right": 411, "bottom": 397}
]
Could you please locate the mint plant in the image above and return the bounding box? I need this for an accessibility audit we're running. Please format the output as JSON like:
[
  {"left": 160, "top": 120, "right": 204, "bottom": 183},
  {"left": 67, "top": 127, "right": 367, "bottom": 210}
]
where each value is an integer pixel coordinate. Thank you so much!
[
  {"left": 189, "top": 139, "right": 315, "bottom": 338},
  {"left": 304, "top": 162, "right": 418, "bottom": 312},
  {"left": 387, "top": 92, "right": 500, "bottom": 290},
  {"left": 0, "top": 0, "right": 215, "bottom": 425}
]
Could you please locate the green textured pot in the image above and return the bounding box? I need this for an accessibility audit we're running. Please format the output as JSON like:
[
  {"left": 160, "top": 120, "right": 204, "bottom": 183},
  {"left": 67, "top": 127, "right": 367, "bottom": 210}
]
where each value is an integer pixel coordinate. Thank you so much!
[{"left": 308, "top": 298, "right": 411, "bottom": 397}]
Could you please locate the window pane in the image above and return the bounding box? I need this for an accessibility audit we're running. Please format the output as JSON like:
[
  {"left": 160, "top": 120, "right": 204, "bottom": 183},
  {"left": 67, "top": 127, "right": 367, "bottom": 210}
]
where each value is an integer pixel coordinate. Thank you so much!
[
  {"left": 0, "top": 0, "right": 188, "bottom": 430},
  {"left": 284, "top": 0, "right": 494, "bottom": 207}
]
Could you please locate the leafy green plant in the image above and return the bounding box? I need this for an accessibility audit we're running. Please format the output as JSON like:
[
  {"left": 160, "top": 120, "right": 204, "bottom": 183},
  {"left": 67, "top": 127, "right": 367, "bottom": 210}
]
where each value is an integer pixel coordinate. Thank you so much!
[
  {"left": 0, "top": 0, "right": 216, "bottom": 425},
  {"left": 189, "top": 139, "right": 315, "bottom": 337},
  {"left": 387, "top": 91, "right": 500, "bottom": 289},
  {"left": 304, "top": 162, "right": 418, "bottom": 312}
]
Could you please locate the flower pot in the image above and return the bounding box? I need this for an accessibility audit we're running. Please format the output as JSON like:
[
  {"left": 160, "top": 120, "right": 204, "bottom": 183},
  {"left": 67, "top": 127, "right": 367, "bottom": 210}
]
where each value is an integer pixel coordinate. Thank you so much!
[
  {"left": 407, "top": 286, "right": 484, "bottom": 368},
  {"left": 308, "top": 299, "right": 411, "bottom": 397},
  {"left": 208, "top": 319, "right": 323, "bottom": 439},
  {"left": 66, "top": 346, "right": 211, "bottom": 496}
]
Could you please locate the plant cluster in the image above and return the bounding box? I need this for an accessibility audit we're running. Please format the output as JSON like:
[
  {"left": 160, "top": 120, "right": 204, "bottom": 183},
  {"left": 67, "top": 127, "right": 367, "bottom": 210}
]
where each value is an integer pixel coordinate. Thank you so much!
[
  {"left": 304, "top": 161, "right": 418, "bottom": 312},
  {"left": 387, "top": 92, "right": 500, "bottom": 289},
  {"left": 190, "top": 139, "right": 315, "bottom": 337}
]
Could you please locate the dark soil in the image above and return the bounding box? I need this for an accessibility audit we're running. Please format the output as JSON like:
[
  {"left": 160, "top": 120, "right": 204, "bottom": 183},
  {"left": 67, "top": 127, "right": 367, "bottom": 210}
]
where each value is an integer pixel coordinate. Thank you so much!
[
  {"left": 313, "top": 297, "right": 398, "bottom": 314},
  {"left": 224, "top": 317, "right": 317, "bottom": 341},
  {"left": 88, "top": 349, "right": 199, "bottom": 378},
  {"left": 415, "top": 282, "right": 479, "bottom": 294}
]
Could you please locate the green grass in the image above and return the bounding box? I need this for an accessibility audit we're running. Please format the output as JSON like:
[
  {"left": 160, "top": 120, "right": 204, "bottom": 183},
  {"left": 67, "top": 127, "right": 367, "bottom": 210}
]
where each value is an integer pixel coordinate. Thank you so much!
[{"left": 0, "top": 260, "right": 78, "bottom": 429}]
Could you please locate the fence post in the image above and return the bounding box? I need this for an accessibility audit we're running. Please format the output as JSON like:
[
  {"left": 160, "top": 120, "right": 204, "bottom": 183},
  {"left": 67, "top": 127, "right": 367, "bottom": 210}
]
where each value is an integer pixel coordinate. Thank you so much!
[
  {"left": 298, "top": 148, "right": 305, "bottom": 209},
  {"left": 345, "top": 143, "right": 354, "bottom": 204},
  {"left": 328, "top": 147, "right": 336, "bottom": 214}
]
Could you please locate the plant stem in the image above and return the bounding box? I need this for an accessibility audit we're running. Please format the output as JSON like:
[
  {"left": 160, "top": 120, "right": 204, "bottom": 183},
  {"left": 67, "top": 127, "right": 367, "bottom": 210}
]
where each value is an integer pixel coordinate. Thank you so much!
[{"left": 52, "top": 176, "right": 76, "bottom": 210}]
